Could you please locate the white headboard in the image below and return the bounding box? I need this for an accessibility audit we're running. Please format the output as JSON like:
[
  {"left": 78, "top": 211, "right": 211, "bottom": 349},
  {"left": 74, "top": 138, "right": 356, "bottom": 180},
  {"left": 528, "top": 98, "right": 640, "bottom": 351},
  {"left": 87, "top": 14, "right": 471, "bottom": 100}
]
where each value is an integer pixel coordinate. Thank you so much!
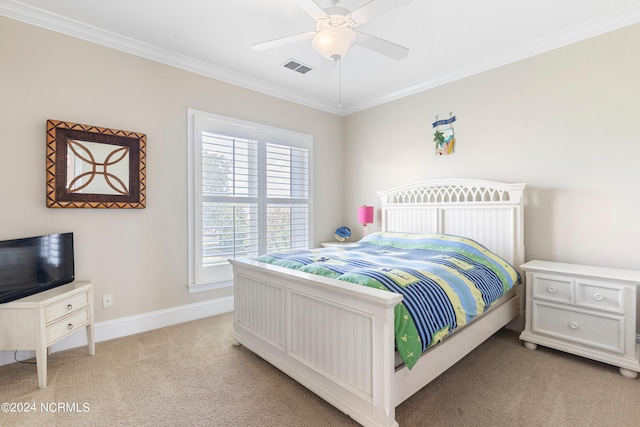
[{"left": 378, "top": 179, "right": 526, "bottom": 269}]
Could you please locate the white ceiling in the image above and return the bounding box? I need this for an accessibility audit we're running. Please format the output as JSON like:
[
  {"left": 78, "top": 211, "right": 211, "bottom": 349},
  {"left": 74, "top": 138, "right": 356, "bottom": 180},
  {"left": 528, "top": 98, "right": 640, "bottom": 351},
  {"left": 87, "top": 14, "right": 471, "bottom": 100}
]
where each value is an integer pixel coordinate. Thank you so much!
[{"left": 2, "top": 0, "right": 640, "bottom": 115}]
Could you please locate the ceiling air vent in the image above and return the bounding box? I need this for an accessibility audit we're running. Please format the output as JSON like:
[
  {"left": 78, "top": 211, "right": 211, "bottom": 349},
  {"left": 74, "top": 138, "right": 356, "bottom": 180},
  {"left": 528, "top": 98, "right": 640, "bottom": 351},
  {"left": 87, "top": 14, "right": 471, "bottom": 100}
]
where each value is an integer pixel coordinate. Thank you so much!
[{"left": 282, "top": 59, "right": 313, "bottom": 75}]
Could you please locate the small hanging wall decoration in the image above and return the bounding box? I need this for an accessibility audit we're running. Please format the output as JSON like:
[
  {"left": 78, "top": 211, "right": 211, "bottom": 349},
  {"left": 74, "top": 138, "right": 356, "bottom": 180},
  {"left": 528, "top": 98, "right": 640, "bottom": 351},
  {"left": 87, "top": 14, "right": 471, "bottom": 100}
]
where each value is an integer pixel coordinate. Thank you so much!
[{"left": 432, "top": 113, "right": 456, "bottom": 156}]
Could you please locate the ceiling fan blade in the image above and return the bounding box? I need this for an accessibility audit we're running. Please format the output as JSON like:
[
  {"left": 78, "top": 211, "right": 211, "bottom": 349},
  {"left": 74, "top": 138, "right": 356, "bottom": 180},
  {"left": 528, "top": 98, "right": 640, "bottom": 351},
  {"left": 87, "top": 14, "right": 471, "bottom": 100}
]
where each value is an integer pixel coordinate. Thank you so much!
[
  {"left": 252, "top": 32, "right": 315, "bottom": 51},
  {"left": 295, "top": 0, "right": 328, "bottom": 20},
  {"left": 349, "top": 0, "right": 416, "bottom": 24},
  {"left": 356, "top": 32, "right": 409, "bottom": 60}
]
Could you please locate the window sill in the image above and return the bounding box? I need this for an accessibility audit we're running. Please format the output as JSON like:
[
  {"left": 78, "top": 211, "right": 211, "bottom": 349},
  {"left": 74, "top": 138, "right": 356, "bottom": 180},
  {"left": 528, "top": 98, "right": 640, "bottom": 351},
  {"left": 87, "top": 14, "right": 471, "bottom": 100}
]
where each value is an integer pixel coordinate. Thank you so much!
[{"left": 188, "top": 279, "right": 233, "bottom": 294}]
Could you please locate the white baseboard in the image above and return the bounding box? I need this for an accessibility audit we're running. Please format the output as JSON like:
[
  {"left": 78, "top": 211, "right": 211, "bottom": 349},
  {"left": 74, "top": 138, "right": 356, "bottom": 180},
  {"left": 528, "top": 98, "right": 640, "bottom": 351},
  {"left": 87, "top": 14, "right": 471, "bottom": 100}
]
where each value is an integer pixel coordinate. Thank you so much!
[
  {"left": 0, "top": 296, "right": 233, "bottom": 368},
  {"left": 1, "top": 299, "right": 637, "bottom": 369}
]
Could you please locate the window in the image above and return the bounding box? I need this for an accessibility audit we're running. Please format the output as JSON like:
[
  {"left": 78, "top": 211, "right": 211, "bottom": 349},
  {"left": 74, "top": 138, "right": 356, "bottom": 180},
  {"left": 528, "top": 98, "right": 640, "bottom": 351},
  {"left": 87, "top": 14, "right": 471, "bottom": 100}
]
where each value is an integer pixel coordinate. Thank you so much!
[{"left": 188, "top": 110, "right": 313, "bottom": 291}]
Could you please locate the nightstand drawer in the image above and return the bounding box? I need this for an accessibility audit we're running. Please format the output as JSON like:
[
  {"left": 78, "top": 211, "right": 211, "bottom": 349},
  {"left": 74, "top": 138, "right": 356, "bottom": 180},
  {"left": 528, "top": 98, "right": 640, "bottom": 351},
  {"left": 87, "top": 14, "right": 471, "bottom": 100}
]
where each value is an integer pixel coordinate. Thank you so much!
[
  {"left": 46, "top": 307, "right": 91, "bottom": 344},
  {"left": 45, "top": 291, "right": 90, "bottom": 323},
  {"left": 531, "top": 274, "right": 572, "bottom": 304},
  {"left": 575, "top": 280, "right": 624, "bottom": 313},
  {"left": 532, "top": 302, "right": 624, "bottom": 354}
]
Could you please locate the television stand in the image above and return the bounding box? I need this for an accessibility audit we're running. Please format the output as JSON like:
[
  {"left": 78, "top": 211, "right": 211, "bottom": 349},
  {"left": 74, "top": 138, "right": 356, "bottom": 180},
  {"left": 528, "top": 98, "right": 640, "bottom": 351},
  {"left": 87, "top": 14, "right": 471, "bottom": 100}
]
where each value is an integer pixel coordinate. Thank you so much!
[{"left": 0, "top": 281, "right": 95, "bottom": 388}]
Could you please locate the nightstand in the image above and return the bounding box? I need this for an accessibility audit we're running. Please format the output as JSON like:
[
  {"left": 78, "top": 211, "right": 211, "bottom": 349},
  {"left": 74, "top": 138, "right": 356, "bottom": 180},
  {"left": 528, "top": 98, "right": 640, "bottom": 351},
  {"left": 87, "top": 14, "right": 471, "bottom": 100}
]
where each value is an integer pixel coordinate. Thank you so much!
[
  {"left": 320, "top": 241, "right": 354, "bottom": 248},
  {"left": 0, "top": 281, "right": 95, "bottom": 388},
  {"left": 519, "top": 260, "right": 640, "bottom": 378}
]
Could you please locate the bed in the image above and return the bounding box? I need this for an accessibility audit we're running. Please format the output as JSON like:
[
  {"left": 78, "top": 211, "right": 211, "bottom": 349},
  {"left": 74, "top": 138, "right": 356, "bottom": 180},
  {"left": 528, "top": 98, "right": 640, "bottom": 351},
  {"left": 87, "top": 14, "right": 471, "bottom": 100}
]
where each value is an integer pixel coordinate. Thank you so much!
[{"left": 230, "top": 179, "right": 526, "bottom": 427}]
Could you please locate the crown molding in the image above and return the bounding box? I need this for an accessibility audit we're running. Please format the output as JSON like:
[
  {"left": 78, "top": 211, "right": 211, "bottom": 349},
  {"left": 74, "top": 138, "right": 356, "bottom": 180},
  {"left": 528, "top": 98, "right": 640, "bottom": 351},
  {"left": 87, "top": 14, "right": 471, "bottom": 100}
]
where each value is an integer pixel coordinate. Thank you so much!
[
  {"left": 2, "top": 0, "right": 640, "bottom": 117},
  {"left": 0, "top": 0, "right": 343, "bottom": 115},
  {"left": 341, "top": 4, "right": 640, "bottom": 115}
]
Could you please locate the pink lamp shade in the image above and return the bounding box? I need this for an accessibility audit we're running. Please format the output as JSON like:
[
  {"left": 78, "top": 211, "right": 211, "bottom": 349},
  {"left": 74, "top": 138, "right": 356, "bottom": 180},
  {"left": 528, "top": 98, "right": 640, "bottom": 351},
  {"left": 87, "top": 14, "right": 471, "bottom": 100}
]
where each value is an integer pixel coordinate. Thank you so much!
[
  {"left": 358, "top": 205, "right": 374, "bottom": 237},
  {"left": 358, "top": 205, "right": 374, "bottom": 225}
]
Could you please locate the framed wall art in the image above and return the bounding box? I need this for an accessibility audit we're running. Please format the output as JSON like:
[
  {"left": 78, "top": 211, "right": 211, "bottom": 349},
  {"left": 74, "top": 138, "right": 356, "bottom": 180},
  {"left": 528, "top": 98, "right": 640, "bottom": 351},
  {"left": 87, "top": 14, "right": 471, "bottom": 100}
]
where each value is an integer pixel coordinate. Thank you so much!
[{"left": 46, "top": 120, "right": 146, "bottom": 208}]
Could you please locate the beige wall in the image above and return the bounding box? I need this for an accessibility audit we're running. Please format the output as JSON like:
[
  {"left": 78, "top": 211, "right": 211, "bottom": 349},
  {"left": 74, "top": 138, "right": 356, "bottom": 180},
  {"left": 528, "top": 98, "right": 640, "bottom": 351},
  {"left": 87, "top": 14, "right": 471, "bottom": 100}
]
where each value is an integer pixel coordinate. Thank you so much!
[
  {"left": 2, "top": 15, "right": 640, "bottom": 329},
  {"left": 344, "top": 23, "right": 640, "bottom": 272},
  {"left": 0, "top": 17, "right": 344, "bottom": 322}
]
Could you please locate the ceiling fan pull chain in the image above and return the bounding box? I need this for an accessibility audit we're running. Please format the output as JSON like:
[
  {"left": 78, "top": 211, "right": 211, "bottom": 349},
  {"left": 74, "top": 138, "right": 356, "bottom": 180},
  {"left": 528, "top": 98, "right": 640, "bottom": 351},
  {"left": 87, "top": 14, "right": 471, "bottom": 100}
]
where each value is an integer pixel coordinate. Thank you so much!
[{"left": 337, "top": 58, "right": 342, "bottom": 107}]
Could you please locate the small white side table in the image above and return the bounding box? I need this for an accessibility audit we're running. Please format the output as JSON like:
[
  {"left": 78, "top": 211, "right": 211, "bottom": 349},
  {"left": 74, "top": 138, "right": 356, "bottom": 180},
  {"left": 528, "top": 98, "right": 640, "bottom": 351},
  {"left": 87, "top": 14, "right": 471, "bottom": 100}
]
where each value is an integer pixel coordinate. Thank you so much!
[
  {"left": 0, "top": 281, "right": 95, "bottom": 388},
  {"left": 320, "top": 241, "right": 354, "bottom": 248},
  {"left": 519, "top": 260, "right": 640, "bottom": 379}
]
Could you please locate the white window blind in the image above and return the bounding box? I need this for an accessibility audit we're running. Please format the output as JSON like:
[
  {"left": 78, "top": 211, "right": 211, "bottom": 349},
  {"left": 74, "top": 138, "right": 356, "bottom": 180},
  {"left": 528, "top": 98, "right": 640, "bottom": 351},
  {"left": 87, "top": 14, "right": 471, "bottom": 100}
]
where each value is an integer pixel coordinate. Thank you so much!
[
  {"left": 201, "top": 133, "right": 259, "bottom": 265},
  {"left": 265, "top": 142, "right": 309, "bottom": 253},
  {"left": 188, "top": 110, "right": 313, "bottom": 291}
]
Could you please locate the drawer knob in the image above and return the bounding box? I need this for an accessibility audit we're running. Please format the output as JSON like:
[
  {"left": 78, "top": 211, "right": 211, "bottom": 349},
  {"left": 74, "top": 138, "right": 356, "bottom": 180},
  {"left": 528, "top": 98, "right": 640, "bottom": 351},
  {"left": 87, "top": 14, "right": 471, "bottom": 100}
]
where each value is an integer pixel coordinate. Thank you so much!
[
  {"left": 569, "top": 321, "right": 579, "bottom": 329},
  {"left": 68, "top": 323, "right": 73, "bottom": 330},
  {"left": 593, "top": 293, "right": 604, "bottom": 301},
  {"left": 67, "top": 304, "right": 73, "bottom": 310},
  {"left": 547, "top": 286, "right": 557, "bottom": 294}
]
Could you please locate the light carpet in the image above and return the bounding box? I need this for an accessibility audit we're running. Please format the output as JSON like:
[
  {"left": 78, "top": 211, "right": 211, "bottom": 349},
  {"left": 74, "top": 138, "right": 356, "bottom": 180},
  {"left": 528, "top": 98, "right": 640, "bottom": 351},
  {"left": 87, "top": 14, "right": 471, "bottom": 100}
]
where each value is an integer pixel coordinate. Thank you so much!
[{"left": 1, "top": 312, "right": 639, "bottom": 426}]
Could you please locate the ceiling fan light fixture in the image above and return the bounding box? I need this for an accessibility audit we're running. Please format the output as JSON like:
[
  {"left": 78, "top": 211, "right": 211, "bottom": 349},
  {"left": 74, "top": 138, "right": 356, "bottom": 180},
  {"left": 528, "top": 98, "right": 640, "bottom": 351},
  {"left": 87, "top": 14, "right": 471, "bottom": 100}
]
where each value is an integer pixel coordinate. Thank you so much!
[{"left": 312, "top": 26, "right": 356, "bottom": 60}]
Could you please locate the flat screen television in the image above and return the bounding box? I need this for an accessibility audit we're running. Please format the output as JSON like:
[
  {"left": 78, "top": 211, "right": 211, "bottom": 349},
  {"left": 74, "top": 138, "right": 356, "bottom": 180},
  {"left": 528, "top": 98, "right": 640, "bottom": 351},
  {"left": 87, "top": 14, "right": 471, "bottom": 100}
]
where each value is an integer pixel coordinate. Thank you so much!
[{"left": 0, "top": 232, "right": 75, "bottom": 304}]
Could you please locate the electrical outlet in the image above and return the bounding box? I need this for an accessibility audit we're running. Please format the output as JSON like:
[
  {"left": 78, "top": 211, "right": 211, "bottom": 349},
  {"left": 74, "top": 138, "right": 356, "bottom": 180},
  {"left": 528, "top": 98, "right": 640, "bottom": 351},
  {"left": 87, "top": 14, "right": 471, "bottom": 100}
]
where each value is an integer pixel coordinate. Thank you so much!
[{"left": 102, "top": 294, "right": 113, "bottom": 308}]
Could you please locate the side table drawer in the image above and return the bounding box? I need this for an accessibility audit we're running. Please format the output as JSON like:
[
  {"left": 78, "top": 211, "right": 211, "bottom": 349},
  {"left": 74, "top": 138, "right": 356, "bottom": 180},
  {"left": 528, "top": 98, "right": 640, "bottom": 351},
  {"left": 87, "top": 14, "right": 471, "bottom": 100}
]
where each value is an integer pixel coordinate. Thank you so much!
[
  {"left": 575, "top": 280, "right": 624, "bottom": 313},
  {"left": 46, "top": 307, "right": 91, "bottom": 344},
  {"left": 45, "top": 291, "right": 90, "bottom": 323},
  {"left": 532, "top": 302, "right": 624, "bottom": 354},
  {"left": 531, "top": 274, "right": 572, "bottom": 304}
]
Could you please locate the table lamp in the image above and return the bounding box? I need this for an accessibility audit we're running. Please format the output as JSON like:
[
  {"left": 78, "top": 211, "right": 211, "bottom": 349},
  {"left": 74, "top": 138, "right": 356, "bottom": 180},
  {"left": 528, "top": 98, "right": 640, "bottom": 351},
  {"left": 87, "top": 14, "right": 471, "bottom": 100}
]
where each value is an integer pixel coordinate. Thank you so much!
[{"left": 357, "top": 205, "right": 374, "bottom": 237}]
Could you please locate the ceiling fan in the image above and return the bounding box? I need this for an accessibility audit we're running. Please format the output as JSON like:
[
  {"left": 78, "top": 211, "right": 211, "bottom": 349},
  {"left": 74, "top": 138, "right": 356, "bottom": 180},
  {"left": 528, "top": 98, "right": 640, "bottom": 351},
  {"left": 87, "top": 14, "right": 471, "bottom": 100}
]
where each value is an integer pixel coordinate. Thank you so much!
[{"left": 252, "top": 0, "right": 413, "bottom": 62}]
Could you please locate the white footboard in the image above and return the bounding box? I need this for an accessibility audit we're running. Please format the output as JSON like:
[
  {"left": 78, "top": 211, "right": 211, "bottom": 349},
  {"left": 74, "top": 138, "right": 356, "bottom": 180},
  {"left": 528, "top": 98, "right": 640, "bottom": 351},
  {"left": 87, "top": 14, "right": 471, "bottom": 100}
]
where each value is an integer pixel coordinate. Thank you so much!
[{"left": 231, "top": 259, "right": 403, "bottom": 427}]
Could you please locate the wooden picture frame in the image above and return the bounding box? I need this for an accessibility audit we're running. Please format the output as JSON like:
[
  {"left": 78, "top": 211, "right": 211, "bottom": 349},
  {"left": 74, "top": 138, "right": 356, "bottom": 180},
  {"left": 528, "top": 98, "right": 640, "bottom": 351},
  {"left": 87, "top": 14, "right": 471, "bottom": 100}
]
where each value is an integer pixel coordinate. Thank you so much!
[{"left": 46, "top": 120, "right": 146, "bottom": 208}]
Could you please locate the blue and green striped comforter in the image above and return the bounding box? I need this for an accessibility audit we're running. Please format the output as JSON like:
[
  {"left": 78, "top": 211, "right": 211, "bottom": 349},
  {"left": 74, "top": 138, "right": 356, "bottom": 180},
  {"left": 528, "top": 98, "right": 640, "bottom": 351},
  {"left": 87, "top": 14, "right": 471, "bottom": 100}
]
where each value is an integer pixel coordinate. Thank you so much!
[{"left": 256, "top": 232, "right": 521, "bottom": 369}]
